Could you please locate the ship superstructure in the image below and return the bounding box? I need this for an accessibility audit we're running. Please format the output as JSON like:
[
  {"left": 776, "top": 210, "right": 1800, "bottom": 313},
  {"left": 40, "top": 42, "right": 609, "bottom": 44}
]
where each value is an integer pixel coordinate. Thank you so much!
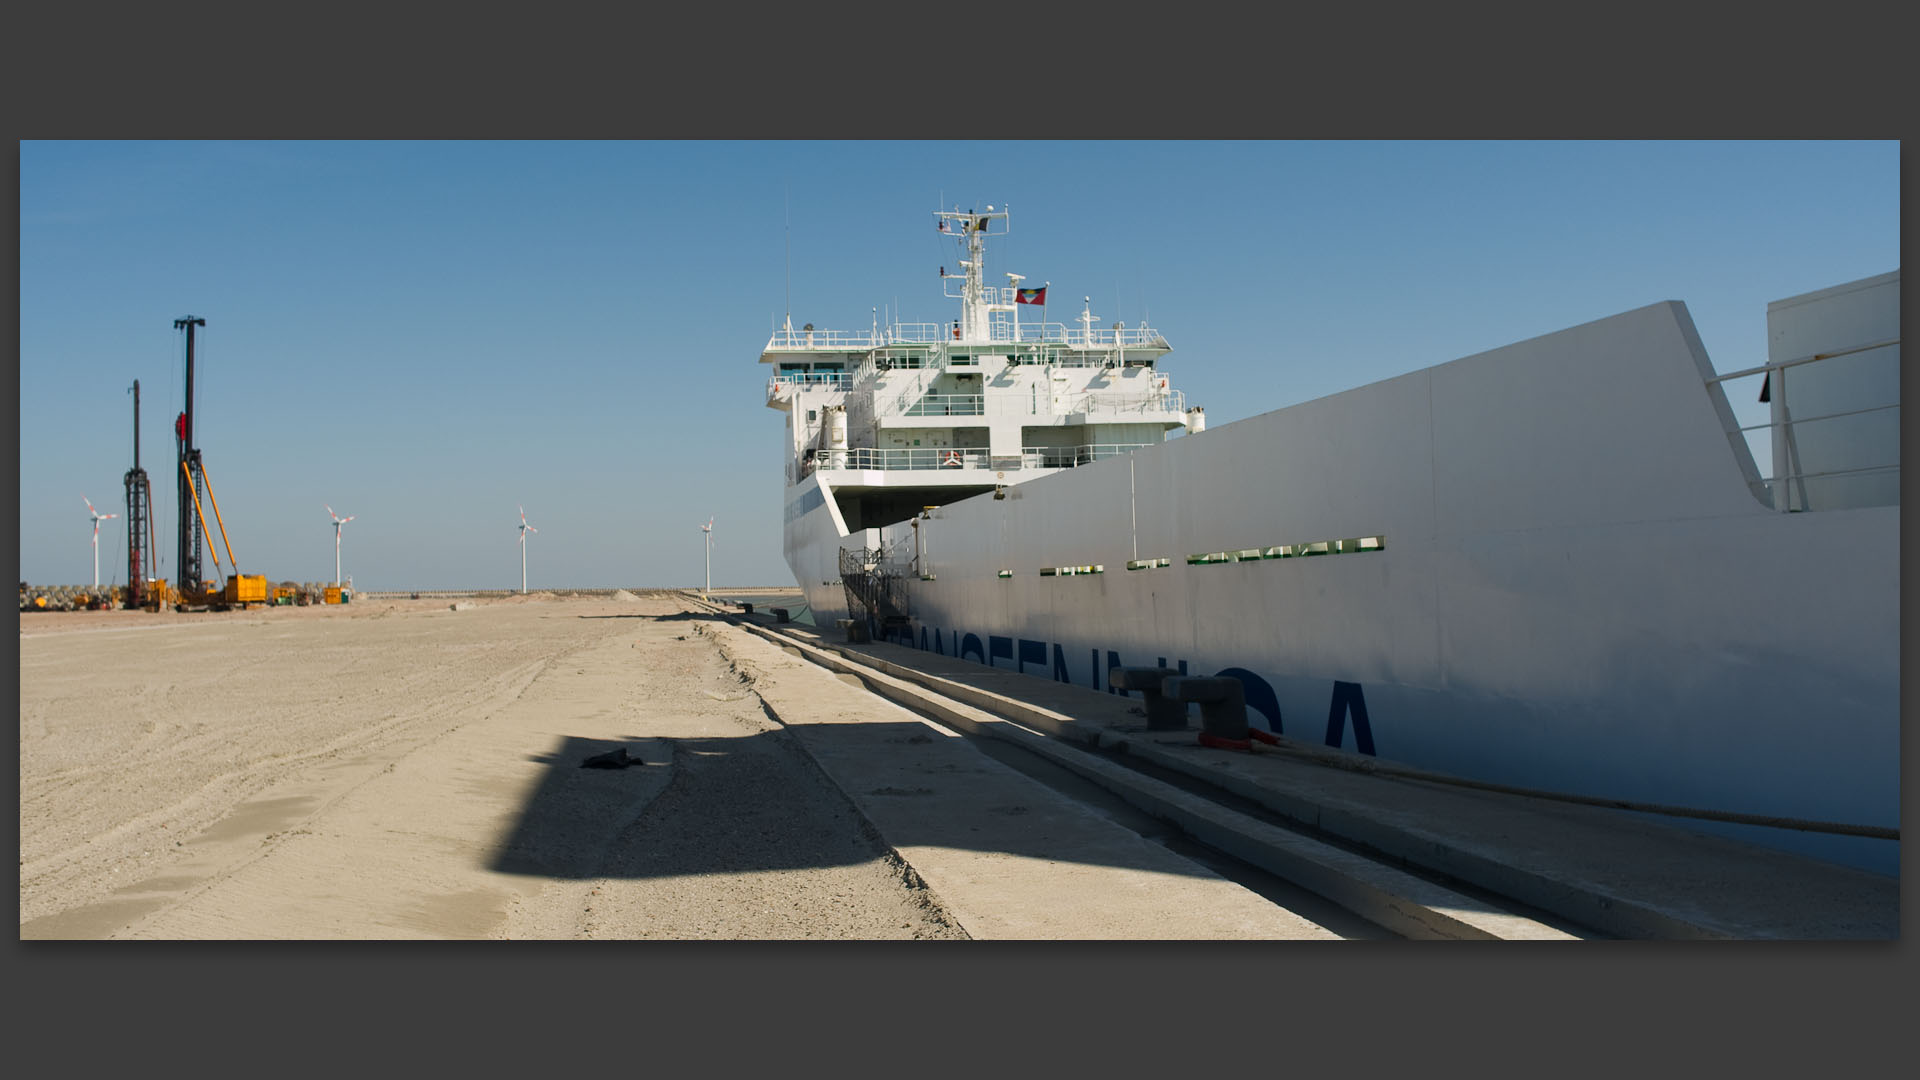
[{"left": 764, "top": 205, "right": 1194, "bottom": 609}]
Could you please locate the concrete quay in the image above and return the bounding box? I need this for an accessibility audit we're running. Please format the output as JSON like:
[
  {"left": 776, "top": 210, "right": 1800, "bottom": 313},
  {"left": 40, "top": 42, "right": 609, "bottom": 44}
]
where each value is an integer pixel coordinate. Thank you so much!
[{"left": 709, "top": 604, "right": 1897, "bottom": 940}]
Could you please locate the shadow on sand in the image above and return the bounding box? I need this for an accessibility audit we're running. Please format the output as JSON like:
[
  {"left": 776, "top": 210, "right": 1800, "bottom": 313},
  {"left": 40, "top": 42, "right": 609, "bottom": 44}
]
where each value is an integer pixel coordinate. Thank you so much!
[{"left": 491, "top": 726, "right": 947, "bottom": 881}]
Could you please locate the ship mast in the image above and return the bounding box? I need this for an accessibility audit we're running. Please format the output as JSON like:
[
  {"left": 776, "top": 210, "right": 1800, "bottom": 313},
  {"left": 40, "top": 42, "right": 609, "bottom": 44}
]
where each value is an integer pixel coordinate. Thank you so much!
[{"left": 936, "top": 206, "right": 1008, "bottom": 342}]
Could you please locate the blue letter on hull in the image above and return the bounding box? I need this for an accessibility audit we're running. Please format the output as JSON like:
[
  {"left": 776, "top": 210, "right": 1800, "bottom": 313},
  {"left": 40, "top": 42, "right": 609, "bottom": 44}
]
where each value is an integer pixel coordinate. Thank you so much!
[
  {"left": 1326, "top": 681, "right": 1376, "bottom": 755},
  {"left": 1215, "top": 667, "right": 1284, "bottom": 737}
]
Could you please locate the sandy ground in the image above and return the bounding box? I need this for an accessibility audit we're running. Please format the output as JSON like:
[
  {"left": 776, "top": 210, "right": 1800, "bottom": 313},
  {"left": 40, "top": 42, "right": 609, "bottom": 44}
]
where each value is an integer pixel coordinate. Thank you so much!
[{"left": 18, "top": 591, "right": 965, "bottom": 939}]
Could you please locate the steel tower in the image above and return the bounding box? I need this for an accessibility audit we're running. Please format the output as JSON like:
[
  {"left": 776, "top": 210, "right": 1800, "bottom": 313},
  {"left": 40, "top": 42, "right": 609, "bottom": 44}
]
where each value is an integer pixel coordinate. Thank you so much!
[{"left": 123, "top": 379, "right": 155, "bottom": 608}]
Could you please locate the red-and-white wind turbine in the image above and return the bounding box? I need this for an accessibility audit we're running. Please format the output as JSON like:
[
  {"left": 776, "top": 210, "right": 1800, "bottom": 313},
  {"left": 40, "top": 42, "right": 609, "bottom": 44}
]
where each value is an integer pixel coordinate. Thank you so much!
[
  {"left": 327, "top": 505, "right": 356, "bottom": 586},
  {"left": 84, "top": 496, "right": 118, "bottom": 588},
  {"left": 518, "top": 505, "right": 538, "bottom": 593},
  {"left": 701, "top": 515, "right": 714, "bottom": 596}
]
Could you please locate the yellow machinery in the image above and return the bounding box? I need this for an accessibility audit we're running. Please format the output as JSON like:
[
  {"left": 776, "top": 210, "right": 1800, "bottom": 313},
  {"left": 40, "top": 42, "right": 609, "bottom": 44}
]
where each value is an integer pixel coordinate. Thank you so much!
[
  {"left": 272, "top": 585, "right": 297, "bottom": 606},
  {"left": 224, "top": 574, "right": 268, "bottom": 608},
  {"left": 324, "top": 586, "right": 343, "bottom": 605}
]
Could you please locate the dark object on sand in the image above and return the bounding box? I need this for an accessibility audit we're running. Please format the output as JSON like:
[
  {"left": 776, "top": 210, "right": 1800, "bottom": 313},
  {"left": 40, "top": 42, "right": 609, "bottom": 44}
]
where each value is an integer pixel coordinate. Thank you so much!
[{"left": 580, "top": 747, "right": 644, "bottom": 769}]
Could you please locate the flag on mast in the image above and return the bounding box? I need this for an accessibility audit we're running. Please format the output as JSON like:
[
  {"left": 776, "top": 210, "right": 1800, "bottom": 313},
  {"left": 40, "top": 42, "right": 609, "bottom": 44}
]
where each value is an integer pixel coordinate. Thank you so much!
[{"left": 1014, "top": 287, "right": 1047, "bottom": 305}]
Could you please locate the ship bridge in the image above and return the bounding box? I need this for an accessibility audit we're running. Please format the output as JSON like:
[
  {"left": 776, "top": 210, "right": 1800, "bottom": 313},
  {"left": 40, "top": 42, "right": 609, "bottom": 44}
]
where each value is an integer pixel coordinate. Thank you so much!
[{"left": 764, "top": 315, "right": 1192, "bottom": 530}]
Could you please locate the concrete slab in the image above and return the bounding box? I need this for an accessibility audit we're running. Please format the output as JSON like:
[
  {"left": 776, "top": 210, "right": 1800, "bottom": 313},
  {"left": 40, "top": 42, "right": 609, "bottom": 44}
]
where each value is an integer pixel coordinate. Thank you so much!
[
  {"left": 703, "top": 622, "right": 1343, "bottom": 940},
  {"left": 726, "top": 612, "right": 1897, "bottom": 940}
]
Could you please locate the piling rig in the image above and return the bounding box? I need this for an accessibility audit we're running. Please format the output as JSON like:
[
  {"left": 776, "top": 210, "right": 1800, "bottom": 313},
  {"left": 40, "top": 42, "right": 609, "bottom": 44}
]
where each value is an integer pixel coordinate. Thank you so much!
[
  {"left": 170, "top": 316, "right": 259, "bottom": 610},
  {"left": 174, "top": 316, "right": 208, "bottom": 606}
]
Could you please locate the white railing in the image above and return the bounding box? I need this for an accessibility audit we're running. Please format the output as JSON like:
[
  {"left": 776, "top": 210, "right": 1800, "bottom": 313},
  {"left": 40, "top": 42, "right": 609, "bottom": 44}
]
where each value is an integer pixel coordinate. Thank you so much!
[
  {"left": 768, "top": 372, "right": 854, "bottom": 399},
  {"left": 794, "top": 439, "right": 1165, "bottom": 480},
  {"left": 871, "top": 346, "right": 939, "bottom": 369},
  {"left": 766, "top": 321, "right": 1170, "bottom": 352},
  {"left": 1020, "top": 442, "right": 1158, "bottom": 469},
  {"left": 901, "top": 392, "right": 986, "bottom": 417},
  {"left": 992, "top": 322, "right": 1169, "bottom": 349},
  {"left": 1062, "top": 389, "right": 1185, "bottom": 416},
  {"left": 1704, "top": 337, "right": 1899, "bottom": 512},
  {"left": 886, "top": 324, "right": 951, "bottom": 344},
  {"left": 821, "top": 446, "right": 993, "bottom": 471},
  {"left": 765, "top": 328, "right": 885, "bottom": 350},
  {"left": 870, "top": 382, "right": 1185, "bottom": 419}
]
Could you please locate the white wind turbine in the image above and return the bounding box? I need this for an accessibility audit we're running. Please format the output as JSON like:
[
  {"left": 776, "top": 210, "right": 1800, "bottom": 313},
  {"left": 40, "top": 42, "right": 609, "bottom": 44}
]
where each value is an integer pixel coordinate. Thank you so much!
[
  {"left": 84, "top": 496, "right": 118, "bottom": 588},
  {"left": 519, "top": 505, "right": 538, "bottom": 593},
  {"left": 327, "top": 505, "right": 356, "bottom": 587},
  {"left": 701, "top": 516, "right": 714, "bottom": 596}
]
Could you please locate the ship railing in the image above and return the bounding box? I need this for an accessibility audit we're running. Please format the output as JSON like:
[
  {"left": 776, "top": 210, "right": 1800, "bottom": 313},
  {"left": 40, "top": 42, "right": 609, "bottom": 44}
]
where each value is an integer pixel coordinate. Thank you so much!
[
  {"left": 874, "top": 343, "right": 1166, "bottom": 383},
  {"left": 885, "top": 324, "right": 951, "bottom": 344},
  {"left": 901, "top": 392, "right": 986, "bottom": 417},
  {"left": 1063, "top": 389, "right": 1185, "bottom": 416},
  {"left": 814, "top": 446, "right": 993, "bottom": 471},
  {"left": 987, "top": 320, "right": 1169, "bottom": 348},
  {"left": 871, "top": 384, "right": 1186, "bottom": 419},
  {"left": 879, "top": 318, "right": 1169, "bottom": 350},
  {"left": 1704, "top": 336, "right": 1899, "bottom": 512},
  {"left": 767, "top": 323, "right": 1145, "bottom": 351},
  {"left": 768, "top": 372, "right": 854, "bottom": 399},
  {"left": 1019, "top": 442, "right": 1159, "bottom": 469},
  {"left": 1076, "top": 325, "right": 1168, "bottom": 348},
  {"left": 871, "top": 346, "right": 939, "bottom": 370},
  {"left": 769, "top": 327, "right": 911, "bottom": 350},
  {"left": 1001, "top": 344, "right": 1122, "bottom": 369}
]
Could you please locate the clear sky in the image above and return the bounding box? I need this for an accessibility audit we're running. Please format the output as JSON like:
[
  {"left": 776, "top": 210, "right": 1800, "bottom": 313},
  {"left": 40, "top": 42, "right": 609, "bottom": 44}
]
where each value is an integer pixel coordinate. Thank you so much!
[{"left": 18, "top": 140, "right": 1899, "bottom": 591}]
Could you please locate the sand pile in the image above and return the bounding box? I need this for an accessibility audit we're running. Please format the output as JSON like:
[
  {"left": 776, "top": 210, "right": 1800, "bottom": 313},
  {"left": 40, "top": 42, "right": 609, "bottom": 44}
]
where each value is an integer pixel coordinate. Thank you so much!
[{"left": 611, "top": 589, "right": 639, "bottom": 602}]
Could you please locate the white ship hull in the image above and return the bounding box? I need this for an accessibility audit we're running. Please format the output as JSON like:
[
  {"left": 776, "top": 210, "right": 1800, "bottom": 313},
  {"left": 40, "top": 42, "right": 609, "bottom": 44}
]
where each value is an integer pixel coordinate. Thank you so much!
[{"left": 782, "top": 296, "right": 1899, "bottom": 874}]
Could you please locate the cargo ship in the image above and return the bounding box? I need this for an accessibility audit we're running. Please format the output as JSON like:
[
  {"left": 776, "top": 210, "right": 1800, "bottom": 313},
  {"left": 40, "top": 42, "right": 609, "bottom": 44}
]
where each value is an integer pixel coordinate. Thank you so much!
[{"left": 761, "top": 204, "right": 1899, "bottom": 874}]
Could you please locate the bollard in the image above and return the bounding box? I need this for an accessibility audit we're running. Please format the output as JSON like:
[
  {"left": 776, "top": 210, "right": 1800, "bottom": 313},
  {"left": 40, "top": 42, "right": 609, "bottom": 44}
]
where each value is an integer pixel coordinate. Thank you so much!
[
  {"left": 1109, "top": 666, "right": 1186, "bottom": 731},
  {"left": 1162, "top": 675, "right": 1250, "bottom": 749},
  {"left": 835, "top": 618, "right": 869, "bottom": 644},
  {"left": 740, "top": 602, "right": 754, "bottom": 615},
  {"left": 771, "top": 607, "right": 790, "bottom": 623}
]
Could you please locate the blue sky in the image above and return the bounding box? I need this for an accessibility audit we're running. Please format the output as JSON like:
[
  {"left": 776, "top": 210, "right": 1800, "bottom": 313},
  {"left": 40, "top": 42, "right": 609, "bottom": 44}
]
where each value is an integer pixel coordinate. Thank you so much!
[{"left": 18, "top": 141, "right": 1899, "bottom": 590}]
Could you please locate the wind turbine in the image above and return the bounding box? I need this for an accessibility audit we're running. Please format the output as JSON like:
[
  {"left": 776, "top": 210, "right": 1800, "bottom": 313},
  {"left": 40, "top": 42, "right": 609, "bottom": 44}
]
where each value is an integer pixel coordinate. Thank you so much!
[
  {"left": 85, "top": 496, "right": 118, "bottom": 588},
  {"left": 701, "top": 516, "right": 714, "bottom": 597},
  {"left": 519, "top": 505, "right": 538, "bottom": 593},
  {"left": 327, "top": 505, "right": 356, "bottom": 587}
]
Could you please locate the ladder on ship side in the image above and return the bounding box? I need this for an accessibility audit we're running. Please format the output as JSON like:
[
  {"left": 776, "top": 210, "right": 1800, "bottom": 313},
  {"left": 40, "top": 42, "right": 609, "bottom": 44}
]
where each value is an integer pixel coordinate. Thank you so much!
[{"left": 838, "top": 546, "right": 911, "bottom": 640}]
